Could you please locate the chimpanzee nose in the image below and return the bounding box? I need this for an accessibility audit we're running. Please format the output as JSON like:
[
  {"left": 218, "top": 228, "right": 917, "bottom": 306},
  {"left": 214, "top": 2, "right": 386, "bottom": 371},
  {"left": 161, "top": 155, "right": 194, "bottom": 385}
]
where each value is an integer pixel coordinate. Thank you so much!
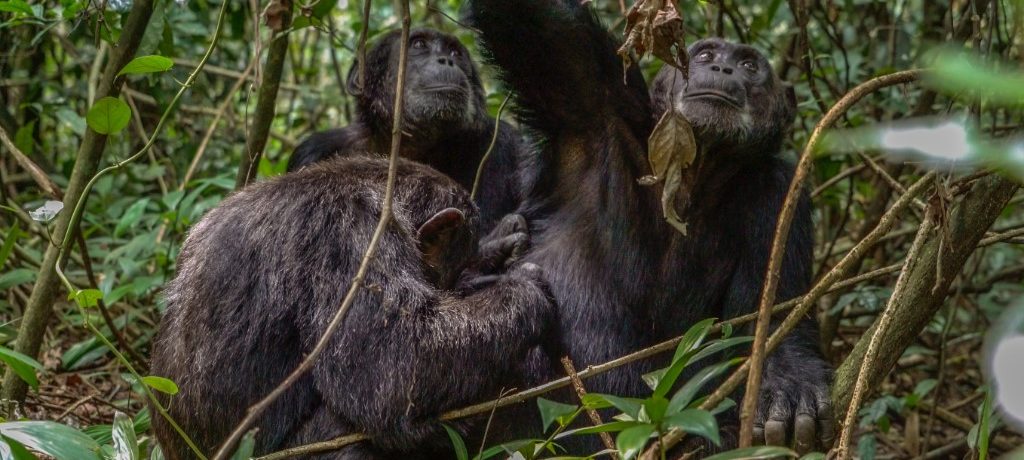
[
  {"left": 437, "top": 57, "right": 455, "bottom": 67},
  {"left": 710, "top": 64, "right": 734, "bottom": 75}
]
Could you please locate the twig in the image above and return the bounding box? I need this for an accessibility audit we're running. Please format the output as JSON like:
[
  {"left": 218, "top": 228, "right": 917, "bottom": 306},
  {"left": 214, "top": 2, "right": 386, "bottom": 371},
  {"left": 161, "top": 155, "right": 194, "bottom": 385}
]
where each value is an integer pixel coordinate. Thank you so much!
[
  {"left": 471, "top": 93, "right": 512, "bottom": 201},
  {"left": 737, "top": 69, "right": 925, "bottom": 447},
  {"left": 834, "top": 205, "right": 936, "bottom": 459},
  {"left": 561, "top": 356, "right": 617, "bottom": 456},
  {"left": 211, "top": 2, "right": 412, "bottom": 458},
  {"left": 0, "top": 126, "right": 61, "bottom": 198}
]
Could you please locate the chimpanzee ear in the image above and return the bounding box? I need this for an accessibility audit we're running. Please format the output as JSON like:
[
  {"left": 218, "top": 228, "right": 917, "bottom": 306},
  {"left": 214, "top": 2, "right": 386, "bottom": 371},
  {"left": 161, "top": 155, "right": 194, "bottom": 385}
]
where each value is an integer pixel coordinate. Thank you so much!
[
  {"left": 346, "top": 60, "right": 363, "bottom": 96},
  {"left": 417, "top": 208, "right": 466, "bottom": 266}
]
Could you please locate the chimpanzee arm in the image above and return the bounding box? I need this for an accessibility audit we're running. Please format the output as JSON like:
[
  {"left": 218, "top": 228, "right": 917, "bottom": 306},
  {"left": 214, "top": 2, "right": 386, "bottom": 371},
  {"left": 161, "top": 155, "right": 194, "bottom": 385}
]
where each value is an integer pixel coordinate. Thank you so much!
[
  {"left": 301, "top": 233, "right": 552, "bottom": 451},
  {"left": 721, "top": 176, "right": 833, "bottom": 451},
  {"left": 467, "top": 0, "right": 650, "bottom": 136}
]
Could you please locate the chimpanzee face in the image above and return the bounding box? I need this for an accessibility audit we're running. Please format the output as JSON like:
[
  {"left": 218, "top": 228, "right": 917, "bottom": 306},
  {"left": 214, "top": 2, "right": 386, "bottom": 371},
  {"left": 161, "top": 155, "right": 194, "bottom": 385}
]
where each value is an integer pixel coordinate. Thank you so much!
[{"left": 666, "top": 38, "right": 796, "bottom": 151}]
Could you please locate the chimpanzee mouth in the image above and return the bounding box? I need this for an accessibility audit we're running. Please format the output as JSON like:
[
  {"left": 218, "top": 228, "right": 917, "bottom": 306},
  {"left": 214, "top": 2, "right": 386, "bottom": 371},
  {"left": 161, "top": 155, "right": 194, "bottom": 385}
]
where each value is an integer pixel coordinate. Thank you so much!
[{"left": 684, "top": 91, "right": 744, "bottom": 109}]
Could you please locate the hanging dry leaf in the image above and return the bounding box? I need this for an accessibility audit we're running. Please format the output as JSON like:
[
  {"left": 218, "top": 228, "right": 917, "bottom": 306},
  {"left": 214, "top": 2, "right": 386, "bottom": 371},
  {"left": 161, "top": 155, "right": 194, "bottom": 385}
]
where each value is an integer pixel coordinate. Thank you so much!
[
  {"left": 617, "top": 0, "right": 689, "bottom": 77},
  {"left": 262, "top": 0, "right": 292, "bottom": 32},
  {"left": 647, "top": 108, "right": 698, "bottom": 235}
]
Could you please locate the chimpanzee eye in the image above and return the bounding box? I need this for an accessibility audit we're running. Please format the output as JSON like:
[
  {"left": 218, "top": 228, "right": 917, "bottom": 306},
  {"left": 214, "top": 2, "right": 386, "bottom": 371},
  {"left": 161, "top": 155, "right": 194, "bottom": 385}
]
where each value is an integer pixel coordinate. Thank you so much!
[
  {"left": 411, "top": 38, "right": 428, "bottom": 49},
  {"left": 741, "top": 60, "right": 758, "bottom": 72},
  {"left": 696, "top": 50, "right": 714, "bottom": 61},
  {"left": 450, "top": 47, "right": 463, "bottom": 57}
]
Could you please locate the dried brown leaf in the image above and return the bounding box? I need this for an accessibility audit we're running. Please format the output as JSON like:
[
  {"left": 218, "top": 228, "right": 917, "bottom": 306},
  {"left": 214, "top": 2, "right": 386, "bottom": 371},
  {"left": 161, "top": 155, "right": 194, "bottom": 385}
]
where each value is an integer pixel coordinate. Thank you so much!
[
  {"left": 617, "top": 0, "right": 688, "bottom": 77},
  {"left": 262, "top": 0, "right": 291, "bottom": 32},
  {"left": 648, "top": 108, "right": 697, "bottom": 235}
]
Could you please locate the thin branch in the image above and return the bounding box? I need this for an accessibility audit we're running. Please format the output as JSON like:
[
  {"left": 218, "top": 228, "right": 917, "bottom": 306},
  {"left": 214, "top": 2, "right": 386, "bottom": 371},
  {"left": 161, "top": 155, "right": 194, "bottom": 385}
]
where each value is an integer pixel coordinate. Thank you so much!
[
  {"left": 737, "top": 69, "right": 925, "bottom": 447},
  {"left": 211, "top": 2, "right": 412, "bottom": 458},
  {"left": 561, "top": 356, "right": 617, "bottom": 456},
  {"left": 471, "top": 93, "right": 512, "bottom": 201},
  {"left": 834, "top": 206, "right": 936, "bottom": 458}
]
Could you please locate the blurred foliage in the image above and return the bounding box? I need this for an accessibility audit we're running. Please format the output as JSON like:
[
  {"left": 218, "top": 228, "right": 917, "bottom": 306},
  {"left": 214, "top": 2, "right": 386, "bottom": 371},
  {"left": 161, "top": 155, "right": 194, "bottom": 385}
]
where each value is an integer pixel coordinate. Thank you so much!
[{"left": 0, "top": 0, "right": 1022, "bottom": 458}]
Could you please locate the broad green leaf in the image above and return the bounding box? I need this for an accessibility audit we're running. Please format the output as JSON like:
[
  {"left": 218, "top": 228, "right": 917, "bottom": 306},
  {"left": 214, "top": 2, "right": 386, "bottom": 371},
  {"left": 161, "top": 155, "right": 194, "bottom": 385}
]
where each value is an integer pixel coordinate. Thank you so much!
[
  {"left": 111, "top": 412, "right": 140, "bottom": 460},
  {"left": 639, "top": 396, "right": 668, "bottom": 423},
  {"left": 667, "top": 358, "right": 743, "bottom": 413},
  {"left": 703, "top": 446, "right": 797, "bottom": 460},
  {"left": 229, "top": 430, "right": 256, "bottom": 460},
  {"left": 0, "top": 435, "right": 36, "bottom": 460},
  {"left": 581, "top": 394, "right": 643, "bottom": 418},
  {"left": 672, "top": 318, "right": 717, "bottom": 363},
  {"left": 443, "top": 425, "right": 468, "bottom": 460},
  {"left": 86, "top": 97, "right": 131, "bottom": 135},
  {"left": 118, "top": 55, "right": 174, "bottom": 76},
  {"left": 537, "top": 398, "right": 578, "bottom": 431},
  {"left": 926, "top": 50, "right": 1024, "bottom": 106},
  {"left": 0, "top": 421, "right": 100, "bottom": 460},
  {"left": 70, "top": 289, "right": 104, "bottom": 309},
  {"left": 664, "top": 409, "right": 719, "bottom": 446},
  {"left": 615, "top": 424, "right": 656, "bottom": 460},
  {"left": 800, "top": 454, "right": 827, "bottom": 460},
  {"left": 142, "top": 376, "right": 179, "bottom": 395},
  {"left": 115, "top": 199, "right": 150, "bottom": 238},
  {"left": 0, "top": 0, "right": 32, "bottom": 15},
  {"left": 0, "top": 269, "right": 34, "bottom": 291},
  {"left": 0, "top": 346, "right": 43, "bottom": 391}
]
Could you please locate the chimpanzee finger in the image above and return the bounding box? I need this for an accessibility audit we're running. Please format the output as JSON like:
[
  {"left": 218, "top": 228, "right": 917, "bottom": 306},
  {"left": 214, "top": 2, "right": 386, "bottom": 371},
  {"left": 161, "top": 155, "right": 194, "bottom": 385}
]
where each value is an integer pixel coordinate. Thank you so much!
[
  {"left": 765, "top": 420, "right": 787, "bottom": 447},
  {"left": 793, "top": 414, "right": 816, "bottom": 454},
  {"left": 817, "top": 402, "right": 836, "bottom": 449}
]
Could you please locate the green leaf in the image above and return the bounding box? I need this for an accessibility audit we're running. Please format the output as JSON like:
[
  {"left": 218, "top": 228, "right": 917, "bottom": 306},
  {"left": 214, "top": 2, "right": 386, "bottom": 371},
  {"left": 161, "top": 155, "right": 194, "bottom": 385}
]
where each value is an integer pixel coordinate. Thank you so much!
[
  {"left": 0, "top": 0, "right": 32, "bottom": 15},
  {"left": 0, "top": 421, "right": 101, "bottom": 460},
  {"left": 581, "top": 394, "right": 644, "bottom": 419},
  {"left": 70, "top": 289, "right": 104, "bottom": 309},
  {"left": 926, "top": 49, "right": 1024, "bottom": 106},
  {"left": 443, "top": 424, "right": 469, "bottom": 460},
  {"left": 559, "top": 421, "right": 642, "bottom": 437},
  {"left": 0, "top": 221, "right": 21, "bottom": 268},
  {"left": 615, "top": 424, "right": 656, "bottom": 460},
  {"left": 663, "top": 409, "right": 719, "bottom": 446},
  {"left": 86, "top": 97, "right": 131, "bottom": 135},
  {"left": 142, "top": 376, "right": 179, "bottom": 395},
  {"left": 689, "top": 336, "right": 754, "bottom": 364},
  {"left": 118, "top": 55, "right": 174, "bottom": 76},
  {"left": 703, "top": 446, "right": 797, "bottom": 460},
  {"left": 537, "top": 398, "right": 579, "bottom": 431},
  {"left": 229, "top": 430, "right": 256, "bottom": 460},
  {"left": 111, "top": 411, "right": 140, "bottom": 460},
  {"left": 799, "top": 453, "right": 827, "bottom": 460},
  {"left": 0, "top": 435, "right": 37, "bottom": 460},
  {"left": 115, "top": 199, "right": 150, "bottom": 238},
  {"left": 672, "top": 318, "right": 717, "bottom": 363},
  {"left": 639, "top": 396, "right": 668, "bottom": 423},
  {"left": 0, "top": 346, "right": 43, "bottom": 391},
  {"left": 0, "top": 269, "right": 34, "bottom": 290},
  {"left": 667, "top": 358, "right": 743, "bottom": 413}
]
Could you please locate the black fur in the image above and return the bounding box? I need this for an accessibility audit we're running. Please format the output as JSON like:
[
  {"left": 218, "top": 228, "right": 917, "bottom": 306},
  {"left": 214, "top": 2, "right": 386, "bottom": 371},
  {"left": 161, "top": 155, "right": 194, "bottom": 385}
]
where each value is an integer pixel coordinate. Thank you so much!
[
  {"left": 287, "top": 28, "right": 527, "bottom": 233},
  {"left": 150, "top": 157, "right": 554, "bottom": 459},
  {"left": 468, "top": 0, "right": 832, "bottom": 453}
]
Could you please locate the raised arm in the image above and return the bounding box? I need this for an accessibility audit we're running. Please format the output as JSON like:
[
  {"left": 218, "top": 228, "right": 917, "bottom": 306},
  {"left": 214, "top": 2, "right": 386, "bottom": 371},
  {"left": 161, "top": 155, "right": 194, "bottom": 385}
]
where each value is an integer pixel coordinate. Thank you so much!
[{"left": 467, "top": 0, "right": 651, "bottom": 136}]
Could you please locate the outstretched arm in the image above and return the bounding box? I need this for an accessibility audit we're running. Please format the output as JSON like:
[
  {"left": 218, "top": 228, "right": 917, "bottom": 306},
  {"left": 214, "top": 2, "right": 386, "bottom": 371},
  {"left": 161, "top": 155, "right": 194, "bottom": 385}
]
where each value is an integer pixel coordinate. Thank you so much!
[{"left": 467, "top": 0, "right": 651, "bottom": 136}]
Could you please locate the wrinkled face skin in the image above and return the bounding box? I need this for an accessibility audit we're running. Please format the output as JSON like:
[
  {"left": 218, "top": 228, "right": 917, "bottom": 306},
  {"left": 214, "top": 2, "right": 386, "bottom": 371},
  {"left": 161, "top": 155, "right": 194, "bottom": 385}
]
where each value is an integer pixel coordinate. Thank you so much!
[
  {"left": 654, "top": 38, "right": 796, "bottom": 153},
  {"left": 349, "top": 29, "right": 486, "bottom": 131}
]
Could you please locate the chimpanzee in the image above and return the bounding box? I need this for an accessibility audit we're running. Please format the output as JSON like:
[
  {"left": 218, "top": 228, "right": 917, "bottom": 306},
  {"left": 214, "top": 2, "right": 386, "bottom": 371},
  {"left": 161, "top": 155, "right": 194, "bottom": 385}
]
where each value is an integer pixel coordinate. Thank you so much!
[
  {"left": 288, "top": 28, "right": 527, "bottom": 233},
  {"left": 149, "top": 156, "right": 555, "bottom": 459},
  {"left": 468, "top": 0, "right": 833, "bottom": 454}
]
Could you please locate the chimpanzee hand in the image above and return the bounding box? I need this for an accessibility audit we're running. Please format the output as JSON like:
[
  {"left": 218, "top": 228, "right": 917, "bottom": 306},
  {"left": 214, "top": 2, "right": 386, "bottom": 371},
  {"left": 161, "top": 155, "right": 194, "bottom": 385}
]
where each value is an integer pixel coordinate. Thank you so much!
[
  {"left": 753, "top": 352, "right": 834, "bottom": 454},
  {"left": 476, "top": 213, "right": 530, "bottom": 275}
]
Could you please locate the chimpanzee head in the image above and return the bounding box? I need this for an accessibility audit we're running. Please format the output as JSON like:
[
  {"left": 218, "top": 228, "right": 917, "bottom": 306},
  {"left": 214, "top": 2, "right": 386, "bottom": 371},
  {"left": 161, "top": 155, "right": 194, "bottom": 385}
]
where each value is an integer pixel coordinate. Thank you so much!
[
  {"left": 348, "top": 28, "right": 488, "bottom": 136},
  {"left": 650, "top": 38, "right": 797, "bottom": 154}
]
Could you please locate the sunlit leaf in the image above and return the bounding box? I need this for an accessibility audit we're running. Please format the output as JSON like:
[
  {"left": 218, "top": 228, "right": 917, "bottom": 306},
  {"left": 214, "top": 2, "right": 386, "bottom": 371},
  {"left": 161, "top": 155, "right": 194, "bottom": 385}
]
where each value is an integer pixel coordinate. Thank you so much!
[
  {"left": 926, "top": 49, "right": 1024, "bottom": 107},
  {"left": 27, "top": 200, "right": 63, "bottom": 222},
  {"left": 86, "top": 97, "right": 131, "bottom": 135},
  {"left": 70, "top": 289, "right": 104, "bottom": 309},
  {"left": 111, "top": 411, "right": 140, "bottom": 460},
  {"left": 615, "top": 424, "right": 656, "bottom": 460},
  {"left": 118, "top": 55, "right": 174, "bottom": 76},
  {"left": 229, "top": 430, "right": 257, "bottom": 460},
  {"left": 0, "top": 435, "right": 37, "bottom": 460},
  {"left": 142, "top": 376, "right": 179, "bottom": 395}
]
